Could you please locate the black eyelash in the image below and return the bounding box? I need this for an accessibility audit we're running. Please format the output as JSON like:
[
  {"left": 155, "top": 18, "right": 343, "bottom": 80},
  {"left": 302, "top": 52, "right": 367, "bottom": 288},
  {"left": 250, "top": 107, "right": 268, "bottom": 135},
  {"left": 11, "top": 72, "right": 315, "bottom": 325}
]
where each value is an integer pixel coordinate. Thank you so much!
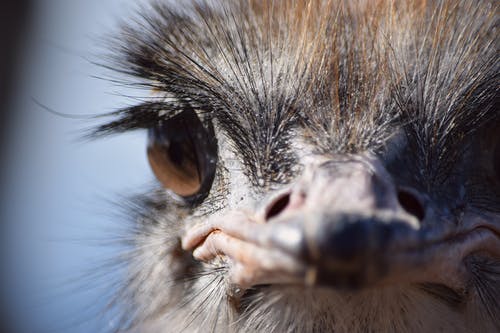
[{"left": 90, "top": 101, "right": 204, "bottom": 138}]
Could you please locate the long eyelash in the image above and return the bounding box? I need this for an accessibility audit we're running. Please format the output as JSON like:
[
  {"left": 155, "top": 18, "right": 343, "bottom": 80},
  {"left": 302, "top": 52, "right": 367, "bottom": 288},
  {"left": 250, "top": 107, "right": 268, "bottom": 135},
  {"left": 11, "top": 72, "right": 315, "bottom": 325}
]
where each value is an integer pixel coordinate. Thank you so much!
[{"left": 89, "top": 101, "right": 195, "bottom": 138}]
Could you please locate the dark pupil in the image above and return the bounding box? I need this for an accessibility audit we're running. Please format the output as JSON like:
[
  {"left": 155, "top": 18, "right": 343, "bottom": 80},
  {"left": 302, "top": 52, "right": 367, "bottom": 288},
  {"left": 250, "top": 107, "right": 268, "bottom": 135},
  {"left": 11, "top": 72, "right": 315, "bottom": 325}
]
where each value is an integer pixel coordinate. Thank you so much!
[
  {"left": 168, "top": 140, "right": 198, "bottom": 168},
  {"left": 168, "top": 142, "right": 185, "bottom": 166}
]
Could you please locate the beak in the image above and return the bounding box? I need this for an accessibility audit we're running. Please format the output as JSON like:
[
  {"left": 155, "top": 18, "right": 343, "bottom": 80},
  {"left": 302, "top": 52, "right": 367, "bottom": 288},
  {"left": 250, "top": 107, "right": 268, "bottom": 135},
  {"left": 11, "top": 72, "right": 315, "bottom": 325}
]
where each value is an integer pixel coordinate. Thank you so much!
[
  {"left": 183, "top": 154, "right": 499, "bottom": 291},
  {"left": 261, "top": 155, "right": 425, "bottom": 288}
]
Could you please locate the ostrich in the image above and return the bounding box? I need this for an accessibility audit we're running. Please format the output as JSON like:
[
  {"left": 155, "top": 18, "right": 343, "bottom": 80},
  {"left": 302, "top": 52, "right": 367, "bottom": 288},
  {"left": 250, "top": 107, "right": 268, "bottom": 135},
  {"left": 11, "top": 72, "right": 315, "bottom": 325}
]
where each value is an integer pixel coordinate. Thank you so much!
[{"left": 93, "top": 0, "right": 499, "bottom": 332}]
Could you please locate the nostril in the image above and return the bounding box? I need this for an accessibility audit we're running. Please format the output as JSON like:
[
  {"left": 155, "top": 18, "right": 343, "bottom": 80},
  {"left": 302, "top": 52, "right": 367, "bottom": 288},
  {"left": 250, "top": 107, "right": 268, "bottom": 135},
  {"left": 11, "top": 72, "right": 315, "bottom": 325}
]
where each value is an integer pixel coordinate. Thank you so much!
[
  {"left": 265, "top": 193, "right": 291, "bottom": 221},
  {"left": 397, "top": 188, "right": 425, "bottom": 221}
]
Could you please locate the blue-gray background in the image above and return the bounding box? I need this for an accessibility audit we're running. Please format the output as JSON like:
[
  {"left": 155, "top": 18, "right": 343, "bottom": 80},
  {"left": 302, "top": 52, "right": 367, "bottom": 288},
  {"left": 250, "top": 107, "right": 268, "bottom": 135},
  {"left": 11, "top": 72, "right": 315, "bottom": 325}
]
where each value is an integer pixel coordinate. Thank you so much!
[{"left": 2, "top": 1, "right": 152, "bottom": 331}]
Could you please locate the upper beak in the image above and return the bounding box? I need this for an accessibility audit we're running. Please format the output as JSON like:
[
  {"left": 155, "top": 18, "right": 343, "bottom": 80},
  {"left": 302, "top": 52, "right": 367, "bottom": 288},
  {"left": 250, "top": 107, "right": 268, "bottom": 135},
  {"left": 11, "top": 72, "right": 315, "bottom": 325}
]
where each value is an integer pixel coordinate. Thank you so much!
[{"left": 261, "top": 155, "right": 426, "bottom": 288}]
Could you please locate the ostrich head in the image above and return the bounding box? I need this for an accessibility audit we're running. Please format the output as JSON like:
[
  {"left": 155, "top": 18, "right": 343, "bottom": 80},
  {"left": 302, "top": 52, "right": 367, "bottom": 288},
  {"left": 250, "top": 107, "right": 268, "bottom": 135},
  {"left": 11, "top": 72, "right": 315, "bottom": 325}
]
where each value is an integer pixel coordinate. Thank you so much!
[{"left": 94, "top": 0, "right": 499, "bottom": 332}]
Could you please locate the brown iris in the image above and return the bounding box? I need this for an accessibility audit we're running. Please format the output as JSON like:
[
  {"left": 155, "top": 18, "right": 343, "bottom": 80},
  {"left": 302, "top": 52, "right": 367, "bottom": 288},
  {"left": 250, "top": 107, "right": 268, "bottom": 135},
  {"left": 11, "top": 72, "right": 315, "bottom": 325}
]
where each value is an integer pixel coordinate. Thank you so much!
[{"left": 147, "top": 109, "right": 217, "bottom": 198}]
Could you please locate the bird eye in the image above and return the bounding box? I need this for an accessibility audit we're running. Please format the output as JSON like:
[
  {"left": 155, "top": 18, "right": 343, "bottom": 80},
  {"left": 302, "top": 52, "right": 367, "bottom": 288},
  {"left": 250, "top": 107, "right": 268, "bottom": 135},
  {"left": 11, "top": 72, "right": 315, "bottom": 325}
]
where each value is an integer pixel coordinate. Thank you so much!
[{"left": 147, "top": 109, "right": 217, "bottom": 199}]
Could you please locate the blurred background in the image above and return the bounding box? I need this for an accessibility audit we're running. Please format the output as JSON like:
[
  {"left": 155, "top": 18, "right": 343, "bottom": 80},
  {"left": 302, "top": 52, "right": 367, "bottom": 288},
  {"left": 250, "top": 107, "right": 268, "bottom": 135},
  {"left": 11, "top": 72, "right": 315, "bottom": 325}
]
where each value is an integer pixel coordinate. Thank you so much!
[{"left": 1, "top": 1, "right": 151, "bottom": 331}]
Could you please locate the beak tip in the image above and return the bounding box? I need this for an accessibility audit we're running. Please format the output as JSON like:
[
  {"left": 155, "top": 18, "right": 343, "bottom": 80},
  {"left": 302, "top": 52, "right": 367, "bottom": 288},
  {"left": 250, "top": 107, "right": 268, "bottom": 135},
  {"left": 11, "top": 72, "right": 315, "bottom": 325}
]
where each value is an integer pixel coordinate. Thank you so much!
[{"left": 302, "top": 212, "right": 420, "bottom": 288}]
